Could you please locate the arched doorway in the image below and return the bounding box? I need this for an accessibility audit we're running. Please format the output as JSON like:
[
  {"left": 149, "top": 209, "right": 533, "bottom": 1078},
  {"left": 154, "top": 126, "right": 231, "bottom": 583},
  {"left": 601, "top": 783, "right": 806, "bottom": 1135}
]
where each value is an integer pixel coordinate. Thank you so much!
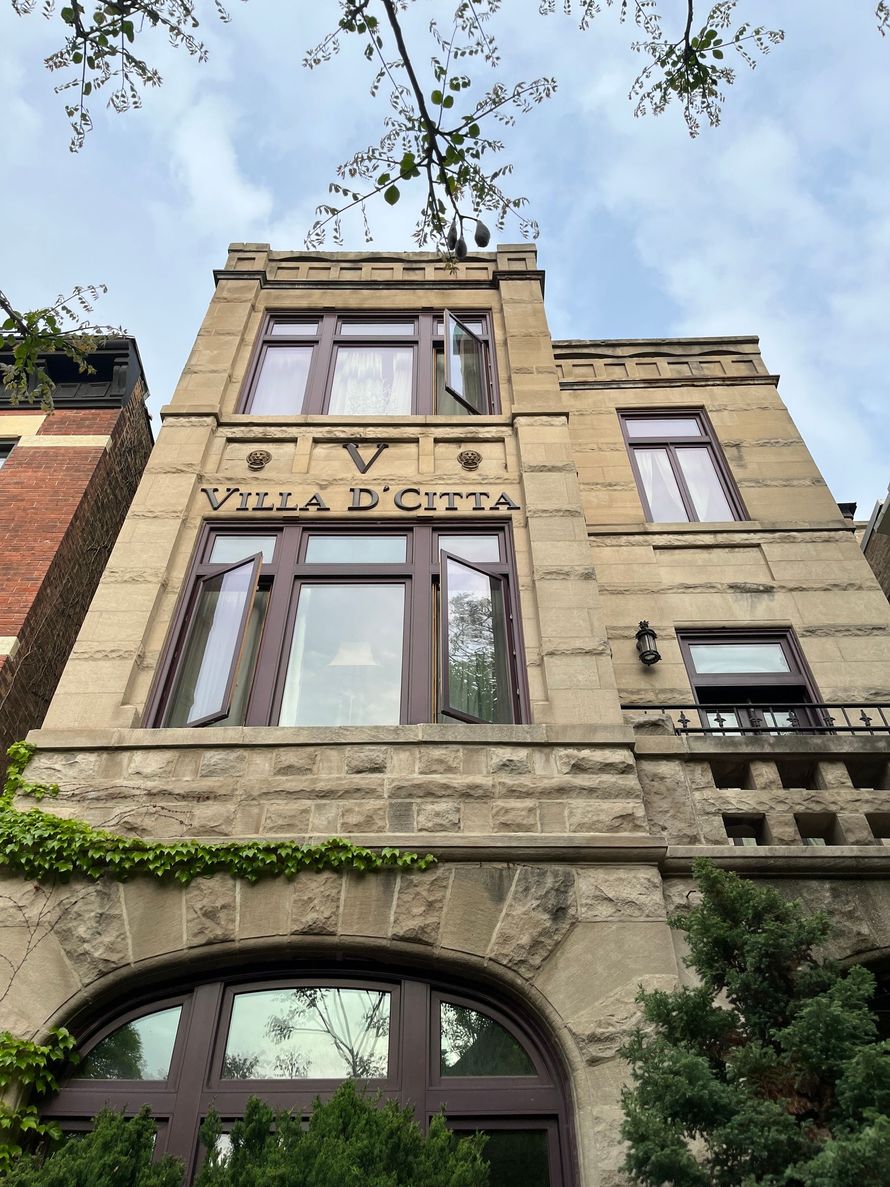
[{"left": 44, "top": 961, "right": 576, "bottom": 1185}]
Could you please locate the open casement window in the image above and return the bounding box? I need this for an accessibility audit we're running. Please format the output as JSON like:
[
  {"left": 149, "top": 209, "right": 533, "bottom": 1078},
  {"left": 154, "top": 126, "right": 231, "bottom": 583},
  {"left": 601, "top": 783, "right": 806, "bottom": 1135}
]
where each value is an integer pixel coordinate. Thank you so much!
[
  {"left": 442, "top": 310, "right": 488, "bottom": 415},
  {"left": 148, "top": 525, "right": 525, "bottom": 727},
  {"left": 678, "top": 629, "right": 822, "bottom": 733},
  {"left": 0, "top": 441, "right": 15, "bottom": 469},
  {"left": 44, "top": 970, "right": 575, "bottom": 1187},
  {"left": 619, "top": 410, "right": 745, "bottom": 522},
  {"left": 439, "top": 551, "right": 515, "bottom": 724},
  {"left": 163, "top": 554, "right": 263, "bottom": 727},
  {"left": 239, "top": 312, "right": 497, "bottom": 416}
]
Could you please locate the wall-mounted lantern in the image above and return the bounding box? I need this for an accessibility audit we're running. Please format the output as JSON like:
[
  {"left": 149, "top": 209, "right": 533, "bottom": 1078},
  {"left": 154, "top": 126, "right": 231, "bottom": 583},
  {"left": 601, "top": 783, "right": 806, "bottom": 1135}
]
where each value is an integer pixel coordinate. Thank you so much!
[{"left": 635, "top": 620, "right": 661, "bottom": 666}]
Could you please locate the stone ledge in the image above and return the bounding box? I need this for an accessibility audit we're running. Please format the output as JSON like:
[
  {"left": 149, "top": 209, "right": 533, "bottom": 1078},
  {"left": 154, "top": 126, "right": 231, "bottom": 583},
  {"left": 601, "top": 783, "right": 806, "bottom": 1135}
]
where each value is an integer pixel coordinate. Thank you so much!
[
  {"left": 26, "top": 724, "right": 638, "bottom": 751},
  {"left": 248, "top": 834, "right": 667, "bottom": 863},
  {"left": 662, "top": 845, "right": 890, "bottom": 876},
  {"left": 633, "top": 734, "right": 890, "bottom": 759}
]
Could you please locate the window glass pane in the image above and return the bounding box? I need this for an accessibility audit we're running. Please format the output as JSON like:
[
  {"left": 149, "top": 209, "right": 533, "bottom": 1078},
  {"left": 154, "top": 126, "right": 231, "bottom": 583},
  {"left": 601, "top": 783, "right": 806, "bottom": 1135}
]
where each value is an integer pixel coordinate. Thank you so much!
[
  {"left": 436, "top": 535, "right": 501, "bottom": 563},
  {"left": 689, "top": 643, "right": 791, "bottom": 674},
  {"left": 165, "top": 560, "right": 260, "bottom": 726},
  {"left": 676, "top": 447, "right": 734, "bottom": 520},
  {"left": 75, "top": 1007, "right": 181, "bottom": 1081},
  {"left": 209, "top": 536, "right": 277, "bottom": 564},
  {"left": 217, "top": 588, "right": 269, "bottom": 727},
  {"left": 0, "top": 444, "right": 12, "bottom": 468},
  {"left": 444, "top": 557, "right": 512, "bottom": 723},
  {"left": 435, "top": 317, "right": 485, "bottom": 336},
  {"left": 223, "top": 988, "right": 390, "bottom": 1079},
  {"left": 249, "top": 346, "right": 313, "bottom": 415},
  {"left": 305, "top": 535, "right": 407, "bottom": 564},
  {"left": 634, "top": 448, "right": 689, "bottom": 521},
  {"left": 435, "top": 348, "right": 472, "bottom": 416},
  {"left": 328, "top": 346, "right": 413, "bottom": 415},
  {"left": 268, "top": 321, "right": 318, "bottom": 337},
  {"left": 338, "top": 320, "right": 416, "bottom": 336},
  {"left": 440, "top": 1003, "right": 535, "bottom": 1076},
  {"left": 279, "top": 584, "right": 405, "bottom": 725},
  {"left": 455, "top": 1131, "right": 550, "bottom": 1187},
  {"left": 446, "top": 315, "right": 487, "bottom": 413},
  {"left": 625, "top": 417, "right": 702, "bottom": 438}
]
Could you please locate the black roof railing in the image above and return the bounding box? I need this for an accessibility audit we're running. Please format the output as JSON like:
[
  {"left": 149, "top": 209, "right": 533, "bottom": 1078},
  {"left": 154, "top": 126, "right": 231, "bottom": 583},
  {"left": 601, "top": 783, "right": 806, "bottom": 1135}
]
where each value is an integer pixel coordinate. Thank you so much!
[{"left": 621, "top": 702, "right": 890, "bottom": 736}]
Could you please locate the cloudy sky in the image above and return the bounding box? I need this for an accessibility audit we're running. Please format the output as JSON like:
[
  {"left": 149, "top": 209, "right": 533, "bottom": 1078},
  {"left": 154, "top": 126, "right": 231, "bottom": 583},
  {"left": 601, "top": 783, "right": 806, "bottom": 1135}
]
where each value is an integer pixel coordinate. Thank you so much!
[{"left": 1, "top": 2, "right": 887, "bottom": 510}]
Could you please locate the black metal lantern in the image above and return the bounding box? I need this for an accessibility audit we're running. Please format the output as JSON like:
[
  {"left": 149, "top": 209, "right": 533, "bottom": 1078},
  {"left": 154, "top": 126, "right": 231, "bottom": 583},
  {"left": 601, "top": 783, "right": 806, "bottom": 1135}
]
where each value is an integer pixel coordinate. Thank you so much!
[{"left": 635, "top": 620, "right": 661, "bottom": 666}]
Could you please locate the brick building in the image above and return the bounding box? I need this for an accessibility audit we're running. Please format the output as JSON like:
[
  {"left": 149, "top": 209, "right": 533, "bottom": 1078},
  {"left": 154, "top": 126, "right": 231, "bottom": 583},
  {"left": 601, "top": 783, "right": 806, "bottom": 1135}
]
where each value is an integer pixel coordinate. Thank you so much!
[
  {"left": 4, "top": 247, "right": 890, "bottom": 1186},
  {"left": 0, "top": 340, "right": 153, "bottom": 768}
]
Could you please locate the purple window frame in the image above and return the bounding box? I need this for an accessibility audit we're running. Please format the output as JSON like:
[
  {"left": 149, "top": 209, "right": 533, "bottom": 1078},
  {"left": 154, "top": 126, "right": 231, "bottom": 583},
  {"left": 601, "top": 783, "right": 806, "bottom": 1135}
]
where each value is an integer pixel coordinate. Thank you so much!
[
  {"left": 144, "top": 522, "right": 527, "bottom": 728},
  {"left": 618, "top": 409, "right": 746, "bottom": 523},
  {"left": 43, "top": 967, "right": 576, "bottom": 1186},
  {"left": 238, "top": 312, "right": 498, "bottom": 416}
]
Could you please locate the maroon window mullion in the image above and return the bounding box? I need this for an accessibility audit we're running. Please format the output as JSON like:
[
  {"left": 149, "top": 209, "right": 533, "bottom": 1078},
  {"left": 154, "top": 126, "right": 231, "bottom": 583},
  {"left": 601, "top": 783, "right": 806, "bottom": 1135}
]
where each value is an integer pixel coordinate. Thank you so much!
[
  {"left": 163, "top": 553, "right": 263, "bottom": 728},
  {"left": 439, "top": 549, "right": 511, "bottom": 725},
  {"left": 665, "top": 444, "right": 700, "bottom": 522},
  {"left": 243, "top": 526, "right": 300, "bottom": 724},
  {"left": 417, "top": 316, "right": 433, "bottom": 414},
  {"left": 312, "top": 313, "right": 338, "bottom": 414}
]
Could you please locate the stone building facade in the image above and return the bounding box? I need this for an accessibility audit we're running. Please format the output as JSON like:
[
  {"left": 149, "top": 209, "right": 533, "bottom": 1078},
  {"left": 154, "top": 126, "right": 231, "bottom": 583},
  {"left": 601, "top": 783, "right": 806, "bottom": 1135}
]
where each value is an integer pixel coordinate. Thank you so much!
[
  {"left": 4, "top": 247, "right": 890, "bottom": 1186},
  {"left": 0, "top": 340, "right": 153, "bottom": 769}
]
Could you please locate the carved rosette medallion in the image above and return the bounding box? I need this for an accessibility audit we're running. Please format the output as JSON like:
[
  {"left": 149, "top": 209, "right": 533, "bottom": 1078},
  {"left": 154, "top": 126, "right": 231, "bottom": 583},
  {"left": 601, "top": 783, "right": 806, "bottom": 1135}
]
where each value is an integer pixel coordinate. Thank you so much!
[
  {"left": 457, "top": 449, "right": 482, "bottom": 471},
  {"left": 247, "top": 449, "right": 272, "bottom": 471}
]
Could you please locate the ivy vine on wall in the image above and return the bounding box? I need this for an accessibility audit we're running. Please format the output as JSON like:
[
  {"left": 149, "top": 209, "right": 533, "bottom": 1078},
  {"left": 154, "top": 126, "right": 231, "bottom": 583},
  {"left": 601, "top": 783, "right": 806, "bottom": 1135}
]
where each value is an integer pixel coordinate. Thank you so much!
[
  {"left": 0, "top": 741, "right": 436, "bottom": 1171},
  {"left": 0, "top": 742, "right": 435, "bottom": 884}
]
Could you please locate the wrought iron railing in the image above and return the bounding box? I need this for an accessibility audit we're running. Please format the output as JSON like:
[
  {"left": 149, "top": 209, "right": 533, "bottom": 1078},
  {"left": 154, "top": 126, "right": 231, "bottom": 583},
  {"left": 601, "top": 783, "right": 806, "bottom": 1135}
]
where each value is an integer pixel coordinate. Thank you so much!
[{"left": 621, "top": 702, "right": 890, "bottom": 736}]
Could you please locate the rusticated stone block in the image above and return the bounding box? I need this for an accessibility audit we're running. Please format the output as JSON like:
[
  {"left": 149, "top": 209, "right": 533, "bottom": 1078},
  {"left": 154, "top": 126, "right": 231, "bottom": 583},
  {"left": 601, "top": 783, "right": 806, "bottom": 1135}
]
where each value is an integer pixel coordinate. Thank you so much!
[
  {"left": 53, "top": 880, "right": 129, "bottom": 981},
  {"left": 344, "top": 747, "right": 389, "bottom": 774},
  {"left": 488, "top": 748, "right": 532, "bottom": 774},
  {"left": 272, "top": 748, "right": 319, "bottom": 776},
  {"left": 262, "top": 804, "right": 312, "bottom": 834},
  {"left": 391, "top": 868, "right": 452, "bottom": 946},
  {"left": 566, "top": 802, "right": 647, "bottom": 833},
  {"left": 417, "top": 801, "right": 461, "bottom": 832},
  {"left": 198, "top": 750, "right": 246, "bottom": 779},
  {"left": 489, "top": 865, "right": 576, "bottom": 977},
  {"left": 417, "top": 747, "right": 462, "bottom": 775},
  {"left": 339, "top": 871, "right": 398, "bottom": 938},
  {"left": 123, "top": 881, "right": 185, "bottom": 961},
  {"left": 636, "top": 760, "right": 700, "bottom": 844},
  {"left": 309, "top": 803, "right": 338, "bottom": 834},
  {"left": 440, "top": 865, "right": 514, "bottom": 957},
  {"left": 127, "top": 750, "right": 178, "bottom": 779},
  {"left": 237, "top": 880, "right": 291, "bottom": 939},
  {"left": 577, "top": 867, "right": 666, "bottom": 921},
  {"left": 386, "top": 776, "right": 491, "bottom": 800},
  {"left": 185, "top": 878, "right": 236, "bottom": 947},
  {"left": 554, "top": 747, "right": 635, "bottom": 776},
  {"left": 492, "top": 801, "right": 538, "bottom": 832},
  {"left": 191, "top": 803, "right": 237, "bottom": 836},
  {"left": 387, "top": 801, "right": 415, "bottom": 832},
  {"left": 339, "top": 801, "right": 387, "bottom": 832},
  {"left": 290, "top": 871, "right": 342, "bottom": 936}
]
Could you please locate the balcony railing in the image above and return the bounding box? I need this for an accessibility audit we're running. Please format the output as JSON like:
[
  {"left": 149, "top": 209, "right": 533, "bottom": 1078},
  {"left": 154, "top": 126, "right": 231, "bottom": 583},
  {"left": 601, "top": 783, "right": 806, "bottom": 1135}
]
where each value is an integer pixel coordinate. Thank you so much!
[{"left": 621, "top": 702, "right": 890, "bottom": 736}]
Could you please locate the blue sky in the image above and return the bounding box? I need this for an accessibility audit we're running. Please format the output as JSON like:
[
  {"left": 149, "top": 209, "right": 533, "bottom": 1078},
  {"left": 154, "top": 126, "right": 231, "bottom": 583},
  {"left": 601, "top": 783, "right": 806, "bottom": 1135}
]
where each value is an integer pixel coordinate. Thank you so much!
[{"left": 2, "top": 3, "right": 887, "bottom": 510}]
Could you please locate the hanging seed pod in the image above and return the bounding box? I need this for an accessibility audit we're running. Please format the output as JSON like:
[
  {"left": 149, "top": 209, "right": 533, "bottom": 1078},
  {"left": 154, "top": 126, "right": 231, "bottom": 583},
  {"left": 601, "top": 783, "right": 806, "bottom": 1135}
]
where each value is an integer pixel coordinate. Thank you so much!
[
  {"left": 473, "top": 218, "right": 491, "bottom": 248},
  {"left": 446, "top": 219, "right": 458, "bottom": 252},
  {"left": 455, "top": 235, "right": 468, "bottom": 260}
]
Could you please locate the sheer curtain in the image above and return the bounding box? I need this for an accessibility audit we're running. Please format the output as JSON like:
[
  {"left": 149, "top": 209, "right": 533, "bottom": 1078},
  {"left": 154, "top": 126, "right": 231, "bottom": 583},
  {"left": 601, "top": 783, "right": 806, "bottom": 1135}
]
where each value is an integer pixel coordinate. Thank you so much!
[
  {"left": 676, "top": 448, "right": 734, "bottom": 520},
  {"left": 635, "top": 449, "right": 688, "bottom": 521},
  {"left": 329, "top": 347, "right": 413, "bottom": 414}
]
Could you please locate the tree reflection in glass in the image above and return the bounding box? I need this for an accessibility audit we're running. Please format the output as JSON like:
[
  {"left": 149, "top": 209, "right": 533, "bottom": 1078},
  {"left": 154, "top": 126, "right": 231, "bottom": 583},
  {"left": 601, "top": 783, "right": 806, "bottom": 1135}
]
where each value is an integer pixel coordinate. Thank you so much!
[
  {"left": 443, "top": 557, "right": 511, "bottom": 723},
  {"left": 440, "top": 1004, "right": 535, "bottom": 1076},
  {"left": 222, "top": 988, "right": 390, "bottom": 1080},
  {"left": 75, "top": 1007, "right": 181, "bottom": 1081}
]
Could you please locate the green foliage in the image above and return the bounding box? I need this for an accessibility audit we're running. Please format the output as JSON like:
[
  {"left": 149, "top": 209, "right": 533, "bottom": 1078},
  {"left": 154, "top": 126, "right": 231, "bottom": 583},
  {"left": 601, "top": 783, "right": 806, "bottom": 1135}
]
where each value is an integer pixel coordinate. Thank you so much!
[
  {"left": 0, "top": 1030, "right": 77, "bottom": 1176},
  {"left": 2, "top": 1107, "right": 182, "bottom": 1187},
  {"left": 0, "top": 742, "right": 435, "bottom": 885},
  {"left": 621, "top": 859, "right": 890, "bottom": 1187},
  {"left": 195, "top": 1081, "right": 489, "bottom": 1187}
]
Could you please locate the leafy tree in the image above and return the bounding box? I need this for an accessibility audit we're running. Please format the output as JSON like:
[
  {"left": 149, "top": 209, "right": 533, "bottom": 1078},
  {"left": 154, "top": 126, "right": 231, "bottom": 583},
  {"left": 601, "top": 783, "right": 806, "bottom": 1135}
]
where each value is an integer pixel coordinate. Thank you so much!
[
  {"left": 5, "top": 1, "right": 888, "bottom": 402},
  {"left": 621, "top": 858, "right": 890, "bottom": 1187},
  {"left": 196, "top": 1080, "right": 489, "bottom": 1187},
  {"left": 2, "top": 1107, "right": 182, "bottom": 1187}
]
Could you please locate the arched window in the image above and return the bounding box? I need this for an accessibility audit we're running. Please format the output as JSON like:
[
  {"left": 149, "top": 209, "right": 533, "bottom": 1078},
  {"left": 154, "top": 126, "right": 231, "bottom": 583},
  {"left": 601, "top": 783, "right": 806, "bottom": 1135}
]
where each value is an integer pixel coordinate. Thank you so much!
[{"left": 44, "top": 967, "right": 574, "bottom": 1186}]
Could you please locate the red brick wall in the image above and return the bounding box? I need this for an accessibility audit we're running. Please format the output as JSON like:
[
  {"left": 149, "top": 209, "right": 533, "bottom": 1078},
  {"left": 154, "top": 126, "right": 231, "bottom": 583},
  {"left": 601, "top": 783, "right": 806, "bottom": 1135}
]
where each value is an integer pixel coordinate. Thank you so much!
[{"left": 0, "top": 391, "right": 153, "bottom": 768}]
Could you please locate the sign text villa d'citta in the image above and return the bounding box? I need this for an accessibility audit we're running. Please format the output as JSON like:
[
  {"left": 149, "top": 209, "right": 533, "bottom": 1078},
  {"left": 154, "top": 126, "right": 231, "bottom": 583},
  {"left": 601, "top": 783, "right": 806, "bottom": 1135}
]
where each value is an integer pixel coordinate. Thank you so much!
[{"left": 200, "top": 486, "right": 521, "bottom": 513}]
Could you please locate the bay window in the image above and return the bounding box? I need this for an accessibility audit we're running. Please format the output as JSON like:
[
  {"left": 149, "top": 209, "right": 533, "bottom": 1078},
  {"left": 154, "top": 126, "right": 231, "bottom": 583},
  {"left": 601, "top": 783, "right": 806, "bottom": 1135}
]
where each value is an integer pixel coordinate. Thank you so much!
[
  {"left": 619, "top": 410, "right": 745, "bottom": 522},
  {"left": 148, "top": 524, "right": 525, "bottom": 727},
  {"left": 241, "top": 312, "right": 496, "bottom": 416}
]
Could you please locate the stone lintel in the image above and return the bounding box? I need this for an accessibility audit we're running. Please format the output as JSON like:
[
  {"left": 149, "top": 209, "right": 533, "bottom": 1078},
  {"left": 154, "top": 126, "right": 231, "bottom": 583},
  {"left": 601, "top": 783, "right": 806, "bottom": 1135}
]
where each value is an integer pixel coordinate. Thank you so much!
[{"left": 662, "top": 846, "right": 890, "bottom": 876}]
